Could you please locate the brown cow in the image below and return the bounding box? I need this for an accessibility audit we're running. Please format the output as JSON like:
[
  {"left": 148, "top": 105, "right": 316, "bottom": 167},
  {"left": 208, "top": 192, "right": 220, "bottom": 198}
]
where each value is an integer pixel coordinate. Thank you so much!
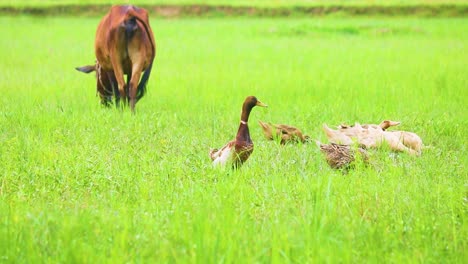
[{"left": 76, "top": 5, "right": 156, "bottom": 112}]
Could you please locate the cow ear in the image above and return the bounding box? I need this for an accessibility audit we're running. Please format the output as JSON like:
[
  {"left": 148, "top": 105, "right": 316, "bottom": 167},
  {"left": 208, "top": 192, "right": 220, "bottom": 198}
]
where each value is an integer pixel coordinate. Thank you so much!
[{"left": 75, "top": 65, "right": 95, "bottom": 73}]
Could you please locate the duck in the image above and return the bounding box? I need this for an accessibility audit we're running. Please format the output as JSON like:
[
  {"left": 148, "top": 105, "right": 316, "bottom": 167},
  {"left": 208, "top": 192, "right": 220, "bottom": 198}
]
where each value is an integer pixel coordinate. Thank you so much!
[
  {"left": 322, "top": 124, "right": 354, "bottom": 145},
  {"left": 338, "top": 120, "right": 401, "bottom": 132},
  {"left": 325, "top": 123, "right": 422, "bottom": 156},
  {"left": 210, "top": 96, "right": 268, "bottom": 169},
  {"left": 316, "top": 141, "right": 369, "bottom": 170},
  {"left": 258, "top": 121, "right": 310, "bottom": 144}
]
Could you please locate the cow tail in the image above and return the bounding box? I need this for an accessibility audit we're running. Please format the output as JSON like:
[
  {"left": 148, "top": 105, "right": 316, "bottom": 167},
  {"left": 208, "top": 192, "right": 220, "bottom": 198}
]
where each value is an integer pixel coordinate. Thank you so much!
[
  {"left": 124, "top": 17, "right": 137, "bottom": 60},
  {"left": 133, "top": 14, "right": 156, "bottom": 101}
]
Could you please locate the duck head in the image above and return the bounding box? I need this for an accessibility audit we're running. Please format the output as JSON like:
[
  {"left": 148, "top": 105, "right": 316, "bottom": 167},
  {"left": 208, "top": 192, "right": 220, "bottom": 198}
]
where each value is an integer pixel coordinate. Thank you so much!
[
  {"left": 241, "top": 96, "right": 267, "bottom": 122},
  {"left": 379, "top": 120, "right": 401, "bottom": 130}
]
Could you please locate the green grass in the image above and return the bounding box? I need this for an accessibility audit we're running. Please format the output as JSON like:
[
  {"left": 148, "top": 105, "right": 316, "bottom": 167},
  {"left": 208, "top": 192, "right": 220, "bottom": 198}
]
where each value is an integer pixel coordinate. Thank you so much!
[
  {"left": 0, "top": 15, "right": 467, "bottom": 262},
  {"left": 2, "top": 0, "right": 467, "bottom": 7},
  {"left": 2, "top": 1, "right": 466, "bottom": 18}
]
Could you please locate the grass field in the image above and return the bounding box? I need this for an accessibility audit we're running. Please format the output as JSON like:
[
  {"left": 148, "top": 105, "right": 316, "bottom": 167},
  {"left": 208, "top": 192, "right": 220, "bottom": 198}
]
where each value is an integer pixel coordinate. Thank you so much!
[
  {"left": 0, "top": 14, "right": 467, "bottom": 263},
  {"left": 2, "top": 1, "right": 466, "bottom": 18},
  {"left": 2, "top": 0, "right": 467, "bottom": 7}
]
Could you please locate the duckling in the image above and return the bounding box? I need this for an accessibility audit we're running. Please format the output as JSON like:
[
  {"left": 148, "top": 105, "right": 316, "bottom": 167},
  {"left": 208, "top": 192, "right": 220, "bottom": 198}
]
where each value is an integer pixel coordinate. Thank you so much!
[
  {"left": 316, "top": 141, "right": 368, "bottom": 169},
  {"left": 210, "top": 96, "right": 268, "bottom": 169},
  {"left": 258, "top": 121, "right": 310, "bottom": 144}
]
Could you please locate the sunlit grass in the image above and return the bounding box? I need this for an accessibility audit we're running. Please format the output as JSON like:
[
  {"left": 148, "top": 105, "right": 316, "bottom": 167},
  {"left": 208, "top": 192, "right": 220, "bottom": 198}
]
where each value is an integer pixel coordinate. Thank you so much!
[
  {"left": 0, "top": 16, "right": 466, "bottom": 262},
  {"left": 2, "top": 0, "right": 467, "bottom": 7}
]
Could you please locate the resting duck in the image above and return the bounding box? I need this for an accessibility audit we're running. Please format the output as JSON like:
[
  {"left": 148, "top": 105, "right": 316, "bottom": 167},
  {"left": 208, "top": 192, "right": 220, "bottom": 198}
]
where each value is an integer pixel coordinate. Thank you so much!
[
  {"left": 316, "top": 141, "right": 368, "bottom": 170},
  {"left": 324, "top": 122, "right": 422, "bottom": 156},
  {"left": 322, "top": 124, "right": 354, "bottom": 145},
  {"left": 210, "top": 96, "right": 268, "bottom": 169},
  {"left": 258, "top": 121, "right": 310, "bottom": 144},
  {"left": 338, "top": 120, "right": 401, "bottom": 132}
]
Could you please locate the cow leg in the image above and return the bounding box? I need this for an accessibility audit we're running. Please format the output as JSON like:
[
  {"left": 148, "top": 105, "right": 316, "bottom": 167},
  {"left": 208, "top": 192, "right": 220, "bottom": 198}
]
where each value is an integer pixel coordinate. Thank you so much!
[
  {"left": 105, "top": 71, "right": 118, "bottom": 107},
  {"left": 96, "top": 80, "right": 111, "bottom": 107},
  {"left": 128, "top": 66, "right": 142, "bottom": 112},
  {"left": 126, "top": 73, "right": 132, "bottom": 103},
  {"left": 97, "top": 69, "right": 114, "bottom": 107},
  {"left": 98, "top": 77, "right": 112, "bottom": 107},
  {"left": 110, "top": 56, "right": 127, "bottom": 108},
  {"left": 114, "top": 73, "right": 126, "bottom": 108}
]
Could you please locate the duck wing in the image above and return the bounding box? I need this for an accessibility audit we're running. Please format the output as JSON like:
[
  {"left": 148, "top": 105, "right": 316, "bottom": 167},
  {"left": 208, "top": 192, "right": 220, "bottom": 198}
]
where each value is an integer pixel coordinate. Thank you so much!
[
  {"left": 211, "top": 140, "right": 236, "bottom": 166},
  {"left": 232, "top": 141, "right": 254, "bottom": 168},
  {"left": 276, "top": 124, "right": 299, "bottom": 133}
]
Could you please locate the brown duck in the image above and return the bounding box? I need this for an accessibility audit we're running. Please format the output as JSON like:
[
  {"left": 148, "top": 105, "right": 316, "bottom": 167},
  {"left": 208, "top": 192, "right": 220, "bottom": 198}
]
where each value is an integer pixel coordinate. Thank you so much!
[
  {"left": 316, "top": 141, "right": 368, "bottom": 169},
  {"left": 258, "top": 121, "right": 310, "bottom": 144},
  {"left": 210, "top": 96, "right": 268, "bottom": 169}
]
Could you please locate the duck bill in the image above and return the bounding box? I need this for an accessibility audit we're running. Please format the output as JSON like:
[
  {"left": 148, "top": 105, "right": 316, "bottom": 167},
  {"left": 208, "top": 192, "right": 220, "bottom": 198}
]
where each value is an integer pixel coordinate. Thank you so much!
[{"left": 256, "top": 101, "right": 268, "bottom": 107}]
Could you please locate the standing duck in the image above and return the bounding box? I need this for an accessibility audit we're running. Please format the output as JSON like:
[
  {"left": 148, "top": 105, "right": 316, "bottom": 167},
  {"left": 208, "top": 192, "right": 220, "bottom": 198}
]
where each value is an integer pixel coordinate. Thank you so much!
[
  {"left": 210, "top": 96, "right": 268, "bottom": 169},
  {"left": 258, "top": 121, "right": 310, "bottom": 144}
]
